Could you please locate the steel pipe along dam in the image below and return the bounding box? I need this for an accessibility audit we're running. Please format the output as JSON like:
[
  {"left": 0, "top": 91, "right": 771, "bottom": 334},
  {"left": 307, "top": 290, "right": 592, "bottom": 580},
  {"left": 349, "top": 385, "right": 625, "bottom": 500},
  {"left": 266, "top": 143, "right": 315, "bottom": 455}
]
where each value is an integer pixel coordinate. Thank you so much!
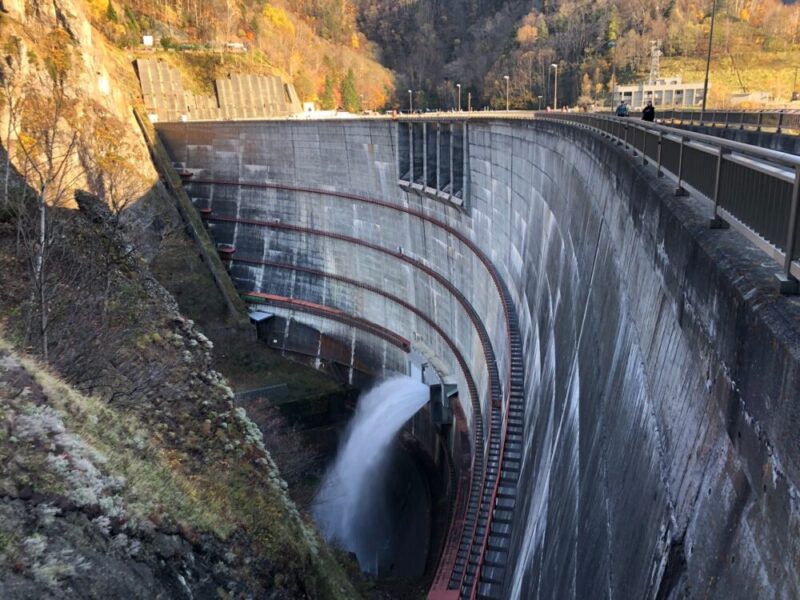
[{"left": 157, "top": 116, "right": 800, "bottom": 600}]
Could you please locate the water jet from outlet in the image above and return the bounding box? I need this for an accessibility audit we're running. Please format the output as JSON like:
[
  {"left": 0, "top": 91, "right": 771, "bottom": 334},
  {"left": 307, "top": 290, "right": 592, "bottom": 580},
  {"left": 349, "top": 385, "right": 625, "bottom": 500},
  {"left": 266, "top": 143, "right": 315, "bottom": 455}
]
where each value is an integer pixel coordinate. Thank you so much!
[{"left": 313, "top": 375, "right": 429, "bottom": 575}]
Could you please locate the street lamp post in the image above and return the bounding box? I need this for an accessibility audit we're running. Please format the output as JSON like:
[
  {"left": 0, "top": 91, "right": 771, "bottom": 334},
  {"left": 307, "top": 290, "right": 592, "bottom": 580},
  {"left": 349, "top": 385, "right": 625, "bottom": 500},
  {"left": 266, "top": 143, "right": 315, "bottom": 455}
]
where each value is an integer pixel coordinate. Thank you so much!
[
  {"left": 701, "top": 0, "right": 718, "bottom": 123},
  {"left": 609, "top": 40, "right": 617, "bottom": 107},
  {"left": 408, "top": 89, "right": 413, "bottom": 114},
  {"left": 537, "top": 95, "right": 542, "bottom": 110},
  {"left": 504, "top": 75, "right": 510, "bottom": 111},
  {"left": 456, "top": 84, "right": 461, "bottom": 111},
  {"left": 468, "top": 92, "right": 472, "bottom": 112},
  {"left": 551, "top": 64, "right": 558, "bottom": 110}
]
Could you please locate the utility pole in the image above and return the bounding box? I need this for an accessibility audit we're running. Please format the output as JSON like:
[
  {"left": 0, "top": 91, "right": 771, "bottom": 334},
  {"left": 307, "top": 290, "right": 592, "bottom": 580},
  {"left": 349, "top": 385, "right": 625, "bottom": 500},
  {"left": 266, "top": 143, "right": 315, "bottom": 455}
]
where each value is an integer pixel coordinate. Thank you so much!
[{"left": 701, "top": 0, "right": 718, "bottom": 122}]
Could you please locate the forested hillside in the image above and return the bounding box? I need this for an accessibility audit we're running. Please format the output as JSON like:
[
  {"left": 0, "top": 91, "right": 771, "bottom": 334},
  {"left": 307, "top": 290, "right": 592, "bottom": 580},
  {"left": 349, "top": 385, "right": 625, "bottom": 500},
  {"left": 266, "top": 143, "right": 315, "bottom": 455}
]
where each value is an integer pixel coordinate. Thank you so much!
[
  {"left": 85, "top": 0, "right": 393, "bottom": 108},
  {"left": 357, "top": 0, "right": 800, "bottom": 109}
]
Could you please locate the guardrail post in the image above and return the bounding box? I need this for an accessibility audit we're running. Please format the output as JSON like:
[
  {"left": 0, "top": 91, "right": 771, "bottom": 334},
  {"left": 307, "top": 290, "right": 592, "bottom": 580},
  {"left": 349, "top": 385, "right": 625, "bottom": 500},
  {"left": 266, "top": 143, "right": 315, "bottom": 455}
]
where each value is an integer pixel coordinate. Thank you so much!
[
  {"left": 656, "top": 132, "right": 663, "bottom": 177},
  {"left": 709, "top": 146, "right": 729, "bottom": 229},
  {"left": 777, "top": 111, "right": 784, "bottom": 134},
  {"left": 757, "top": 111, "right": 763, "bottom": 131},
  {"left": 675, "top": 136, "right": 688, "bottom": 196},
  {"left": 724, "top": 111, "right": 730, "bottom": 129},
  {"left": 641, "top": 127, "right": 647, "bottom": 164},
  {"left": 739, "top": 111, "right": 745, "bottom": 130},
  {"left": 777, "top": 166, "right": 800, "bottom": 294}
]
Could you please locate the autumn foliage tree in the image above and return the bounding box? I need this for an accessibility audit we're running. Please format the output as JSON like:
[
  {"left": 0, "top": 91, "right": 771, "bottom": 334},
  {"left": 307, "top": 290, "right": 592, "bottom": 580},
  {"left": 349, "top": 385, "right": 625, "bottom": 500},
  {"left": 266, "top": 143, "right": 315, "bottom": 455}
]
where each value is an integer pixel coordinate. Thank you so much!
[
  {"left": 79, "top": 103, "right": 148, "bottom": 320},
  {"left": 0, "top": 36, "right": 24, "bottom": 211},
  {"left": 10, "top": 29, "right": 82, "bottom": 362}
]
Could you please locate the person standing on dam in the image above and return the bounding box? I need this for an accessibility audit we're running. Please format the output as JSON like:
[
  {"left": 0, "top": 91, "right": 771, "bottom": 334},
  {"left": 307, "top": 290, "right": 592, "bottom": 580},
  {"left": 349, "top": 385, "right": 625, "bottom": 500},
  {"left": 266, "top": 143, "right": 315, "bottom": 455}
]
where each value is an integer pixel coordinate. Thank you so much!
[
  {"left": 642, "top": 100, "right": 656, "bottom": 122},
  {"left": 615, "top": 100, "right": 629, "bottom": 117}
]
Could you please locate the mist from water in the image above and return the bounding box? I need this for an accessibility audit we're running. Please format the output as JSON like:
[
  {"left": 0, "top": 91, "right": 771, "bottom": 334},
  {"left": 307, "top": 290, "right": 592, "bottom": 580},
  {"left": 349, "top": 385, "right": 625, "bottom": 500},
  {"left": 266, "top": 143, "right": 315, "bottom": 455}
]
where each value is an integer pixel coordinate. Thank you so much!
[{"left": 312, "top": 375, "right": 429, "bottom": 575}]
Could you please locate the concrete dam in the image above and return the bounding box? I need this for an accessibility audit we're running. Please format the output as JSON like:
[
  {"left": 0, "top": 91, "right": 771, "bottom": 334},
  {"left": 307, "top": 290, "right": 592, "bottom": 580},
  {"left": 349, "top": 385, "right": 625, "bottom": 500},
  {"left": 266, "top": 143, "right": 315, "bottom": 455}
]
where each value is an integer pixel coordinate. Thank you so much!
[{"left": 156, "top": 116, "right": 800, "bottom": 599}]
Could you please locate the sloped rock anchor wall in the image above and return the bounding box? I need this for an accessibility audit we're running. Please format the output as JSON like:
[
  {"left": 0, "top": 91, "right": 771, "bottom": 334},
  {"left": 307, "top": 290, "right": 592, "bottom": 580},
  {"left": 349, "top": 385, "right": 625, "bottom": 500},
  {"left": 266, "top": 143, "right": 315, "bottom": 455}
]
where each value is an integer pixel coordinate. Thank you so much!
[{"left": 158, "top": 118, "right": 800, "bottom": 599}]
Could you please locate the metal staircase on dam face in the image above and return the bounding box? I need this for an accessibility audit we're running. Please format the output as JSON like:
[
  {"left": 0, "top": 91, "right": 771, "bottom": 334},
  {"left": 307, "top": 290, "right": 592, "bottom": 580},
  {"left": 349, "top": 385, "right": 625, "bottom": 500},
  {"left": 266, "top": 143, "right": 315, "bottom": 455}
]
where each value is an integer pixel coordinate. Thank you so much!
[{"left": 454, "top": 295, "right": 525, "bottom": 600}]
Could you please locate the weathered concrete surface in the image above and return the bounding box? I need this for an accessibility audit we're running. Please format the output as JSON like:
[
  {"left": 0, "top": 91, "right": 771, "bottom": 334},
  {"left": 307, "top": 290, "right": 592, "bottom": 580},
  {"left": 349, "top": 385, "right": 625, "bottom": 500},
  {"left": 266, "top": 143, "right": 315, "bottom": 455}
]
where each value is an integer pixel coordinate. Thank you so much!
[{"left": 158, "top": 118, "right": 800, "bottom": 599}]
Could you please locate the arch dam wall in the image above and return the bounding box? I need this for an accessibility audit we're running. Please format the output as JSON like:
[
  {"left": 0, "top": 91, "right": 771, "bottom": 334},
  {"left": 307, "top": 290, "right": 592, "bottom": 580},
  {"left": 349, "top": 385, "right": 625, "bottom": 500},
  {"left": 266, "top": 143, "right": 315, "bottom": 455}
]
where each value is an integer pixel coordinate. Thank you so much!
[{"left": 157, "top": 118, "right": 800, "bottom": 599}]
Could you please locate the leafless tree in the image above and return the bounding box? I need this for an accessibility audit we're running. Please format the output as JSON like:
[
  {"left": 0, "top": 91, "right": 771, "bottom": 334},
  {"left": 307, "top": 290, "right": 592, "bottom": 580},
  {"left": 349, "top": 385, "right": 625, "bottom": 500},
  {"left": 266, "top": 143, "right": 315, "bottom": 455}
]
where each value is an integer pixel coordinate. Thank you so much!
[{"left": 10, "top": 30, "right": 81, "bottom": 362}]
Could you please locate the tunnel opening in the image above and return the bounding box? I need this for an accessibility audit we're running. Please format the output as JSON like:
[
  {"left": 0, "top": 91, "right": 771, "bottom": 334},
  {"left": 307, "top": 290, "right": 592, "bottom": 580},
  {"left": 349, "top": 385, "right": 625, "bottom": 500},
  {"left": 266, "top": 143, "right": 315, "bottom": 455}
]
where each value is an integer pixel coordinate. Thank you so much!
[
  {"left": 398, "top": 123, "right": 411, "bottom": 181},
  {"left": 426, "top": 122, "right": 438, "bottom": 190},
  {"left": 412, "top": 122, "right": 425, "bottom": 185},
  {"left": 438, "top": 123, "right": 452, "bottom": 194},
  {"left": 451, "top": 123, "right": 465, "bottom": 199}
]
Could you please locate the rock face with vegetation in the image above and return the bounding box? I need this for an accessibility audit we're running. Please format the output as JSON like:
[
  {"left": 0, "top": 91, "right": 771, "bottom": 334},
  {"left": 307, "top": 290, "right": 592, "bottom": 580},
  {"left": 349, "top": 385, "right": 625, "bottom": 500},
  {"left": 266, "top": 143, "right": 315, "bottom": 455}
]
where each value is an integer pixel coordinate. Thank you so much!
[
  {"left": 0, "top": 1, "right": 362, "bottom": 598},
  {"left": 0, "top": 188, "right": 358, "bottom": 597}
]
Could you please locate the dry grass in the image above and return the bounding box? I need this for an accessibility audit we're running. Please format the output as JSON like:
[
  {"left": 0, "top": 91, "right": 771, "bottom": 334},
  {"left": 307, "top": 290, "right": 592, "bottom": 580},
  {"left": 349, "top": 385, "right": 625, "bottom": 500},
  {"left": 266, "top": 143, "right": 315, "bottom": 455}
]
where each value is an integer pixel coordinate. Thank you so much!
[{"left": 660, "top": 50, "right": 800, "bottom": 107}]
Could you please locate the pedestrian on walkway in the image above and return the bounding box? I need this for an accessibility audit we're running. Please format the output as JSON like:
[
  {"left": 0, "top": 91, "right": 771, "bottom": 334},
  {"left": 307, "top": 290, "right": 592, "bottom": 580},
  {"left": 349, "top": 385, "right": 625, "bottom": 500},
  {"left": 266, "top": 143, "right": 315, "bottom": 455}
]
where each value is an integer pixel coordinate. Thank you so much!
[{"left": 642, "top": 100, "right": 655, "bottom": 122}]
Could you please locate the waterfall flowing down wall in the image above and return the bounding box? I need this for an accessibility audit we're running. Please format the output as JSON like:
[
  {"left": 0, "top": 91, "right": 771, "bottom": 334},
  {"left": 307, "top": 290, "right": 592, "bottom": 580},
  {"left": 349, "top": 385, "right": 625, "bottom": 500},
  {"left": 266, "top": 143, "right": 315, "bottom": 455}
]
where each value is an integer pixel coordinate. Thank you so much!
[{"left": 313, "top": 376, "right": 429, "bottom": 574}]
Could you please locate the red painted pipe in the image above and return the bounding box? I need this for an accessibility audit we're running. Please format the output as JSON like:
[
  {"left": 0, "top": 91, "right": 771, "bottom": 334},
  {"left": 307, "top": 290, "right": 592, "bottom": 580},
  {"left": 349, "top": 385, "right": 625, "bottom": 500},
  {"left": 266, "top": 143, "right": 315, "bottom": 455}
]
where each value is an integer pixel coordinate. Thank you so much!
[{"left": 243, "top": 291, "right": 411, "bottom": 351}]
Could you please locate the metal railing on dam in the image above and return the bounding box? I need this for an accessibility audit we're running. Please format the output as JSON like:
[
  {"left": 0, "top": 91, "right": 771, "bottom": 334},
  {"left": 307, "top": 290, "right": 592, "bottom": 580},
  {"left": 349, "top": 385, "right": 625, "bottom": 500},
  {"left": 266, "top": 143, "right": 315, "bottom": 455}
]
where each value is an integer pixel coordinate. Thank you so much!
[
  {"left": 537, "top": 112, "right": 800, "bottom": 292},
  {"left": 655, "top": 108, "right": 800, "bottom": 134}
]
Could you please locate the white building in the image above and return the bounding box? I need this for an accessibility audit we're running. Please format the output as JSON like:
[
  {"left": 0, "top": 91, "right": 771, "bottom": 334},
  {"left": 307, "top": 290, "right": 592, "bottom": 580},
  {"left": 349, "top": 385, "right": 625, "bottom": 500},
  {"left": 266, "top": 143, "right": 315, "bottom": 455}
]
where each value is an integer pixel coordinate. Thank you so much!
[{"left": 613, "top": 76, "right": 706, "bottom": 109}]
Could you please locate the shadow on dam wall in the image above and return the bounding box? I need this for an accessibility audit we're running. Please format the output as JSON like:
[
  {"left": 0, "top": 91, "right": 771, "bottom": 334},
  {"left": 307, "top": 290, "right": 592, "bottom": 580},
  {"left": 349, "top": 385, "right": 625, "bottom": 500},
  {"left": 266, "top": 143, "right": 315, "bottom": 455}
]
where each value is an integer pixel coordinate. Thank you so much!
[{"left": 156, "top": 117, "right": 800, "bottom": 599}]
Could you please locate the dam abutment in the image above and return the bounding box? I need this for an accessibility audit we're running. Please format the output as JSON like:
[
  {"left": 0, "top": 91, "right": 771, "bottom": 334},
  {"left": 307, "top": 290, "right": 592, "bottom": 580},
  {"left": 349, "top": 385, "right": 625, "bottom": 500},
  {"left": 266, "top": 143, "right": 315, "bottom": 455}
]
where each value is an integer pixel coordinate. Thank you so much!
[{"left": 157, "top": 117, "right": 800, "bottom": 598}]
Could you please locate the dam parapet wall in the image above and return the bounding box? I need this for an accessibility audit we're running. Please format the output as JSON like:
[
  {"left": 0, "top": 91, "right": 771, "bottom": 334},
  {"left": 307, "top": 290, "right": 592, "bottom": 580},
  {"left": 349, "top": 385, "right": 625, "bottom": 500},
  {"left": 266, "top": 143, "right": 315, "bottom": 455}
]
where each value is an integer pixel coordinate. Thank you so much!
[{"left": 157, "top": 117, "right": 800, "bottom": 599}]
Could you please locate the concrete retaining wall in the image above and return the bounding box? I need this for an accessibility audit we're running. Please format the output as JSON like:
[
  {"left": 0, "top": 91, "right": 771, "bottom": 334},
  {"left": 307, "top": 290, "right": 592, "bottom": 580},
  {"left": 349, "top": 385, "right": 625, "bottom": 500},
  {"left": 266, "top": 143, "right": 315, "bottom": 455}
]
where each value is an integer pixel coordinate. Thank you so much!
[{"left": 158, "top": 118, "right": 800, "bottom": 599}]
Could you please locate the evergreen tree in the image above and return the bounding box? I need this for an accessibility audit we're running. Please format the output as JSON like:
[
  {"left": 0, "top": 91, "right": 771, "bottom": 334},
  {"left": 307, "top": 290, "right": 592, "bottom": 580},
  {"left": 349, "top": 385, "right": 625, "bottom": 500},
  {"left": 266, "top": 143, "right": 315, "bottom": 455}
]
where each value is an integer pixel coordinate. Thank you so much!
[
  {"left": 106, "top": 0, "right": 118, "bottom": 22},
  {"left": 321, "top": 74, "right": 336, "bottom": 109},
  {"left": 340, "top": 69, "right": 359, "bottom": 112}
]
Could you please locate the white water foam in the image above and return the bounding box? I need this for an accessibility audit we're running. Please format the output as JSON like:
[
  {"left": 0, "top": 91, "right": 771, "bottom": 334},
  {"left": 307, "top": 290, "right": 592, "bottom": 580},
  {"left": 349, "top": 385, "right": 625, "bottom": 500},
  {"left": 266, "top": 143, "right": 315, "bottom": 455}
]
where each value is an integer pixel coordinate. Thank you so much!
[{"left": 312, "top": 375, "right": 429, "bottom": 574}]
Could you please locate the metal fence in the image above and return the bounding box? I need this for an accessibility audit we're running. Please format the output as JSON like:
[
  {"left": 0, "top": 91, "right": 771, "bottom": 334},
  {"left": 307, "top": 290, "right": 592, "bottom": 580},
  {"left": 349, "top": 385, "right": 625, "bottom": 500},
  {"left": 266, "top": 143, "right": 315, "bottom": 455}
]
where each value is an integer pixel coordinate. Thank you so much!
[
  {"left": 654, "top": 109, "right": 800, "bottom": 134},
  {"left": 539, "top": 112, "right": 800, "bottom": 293}
]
